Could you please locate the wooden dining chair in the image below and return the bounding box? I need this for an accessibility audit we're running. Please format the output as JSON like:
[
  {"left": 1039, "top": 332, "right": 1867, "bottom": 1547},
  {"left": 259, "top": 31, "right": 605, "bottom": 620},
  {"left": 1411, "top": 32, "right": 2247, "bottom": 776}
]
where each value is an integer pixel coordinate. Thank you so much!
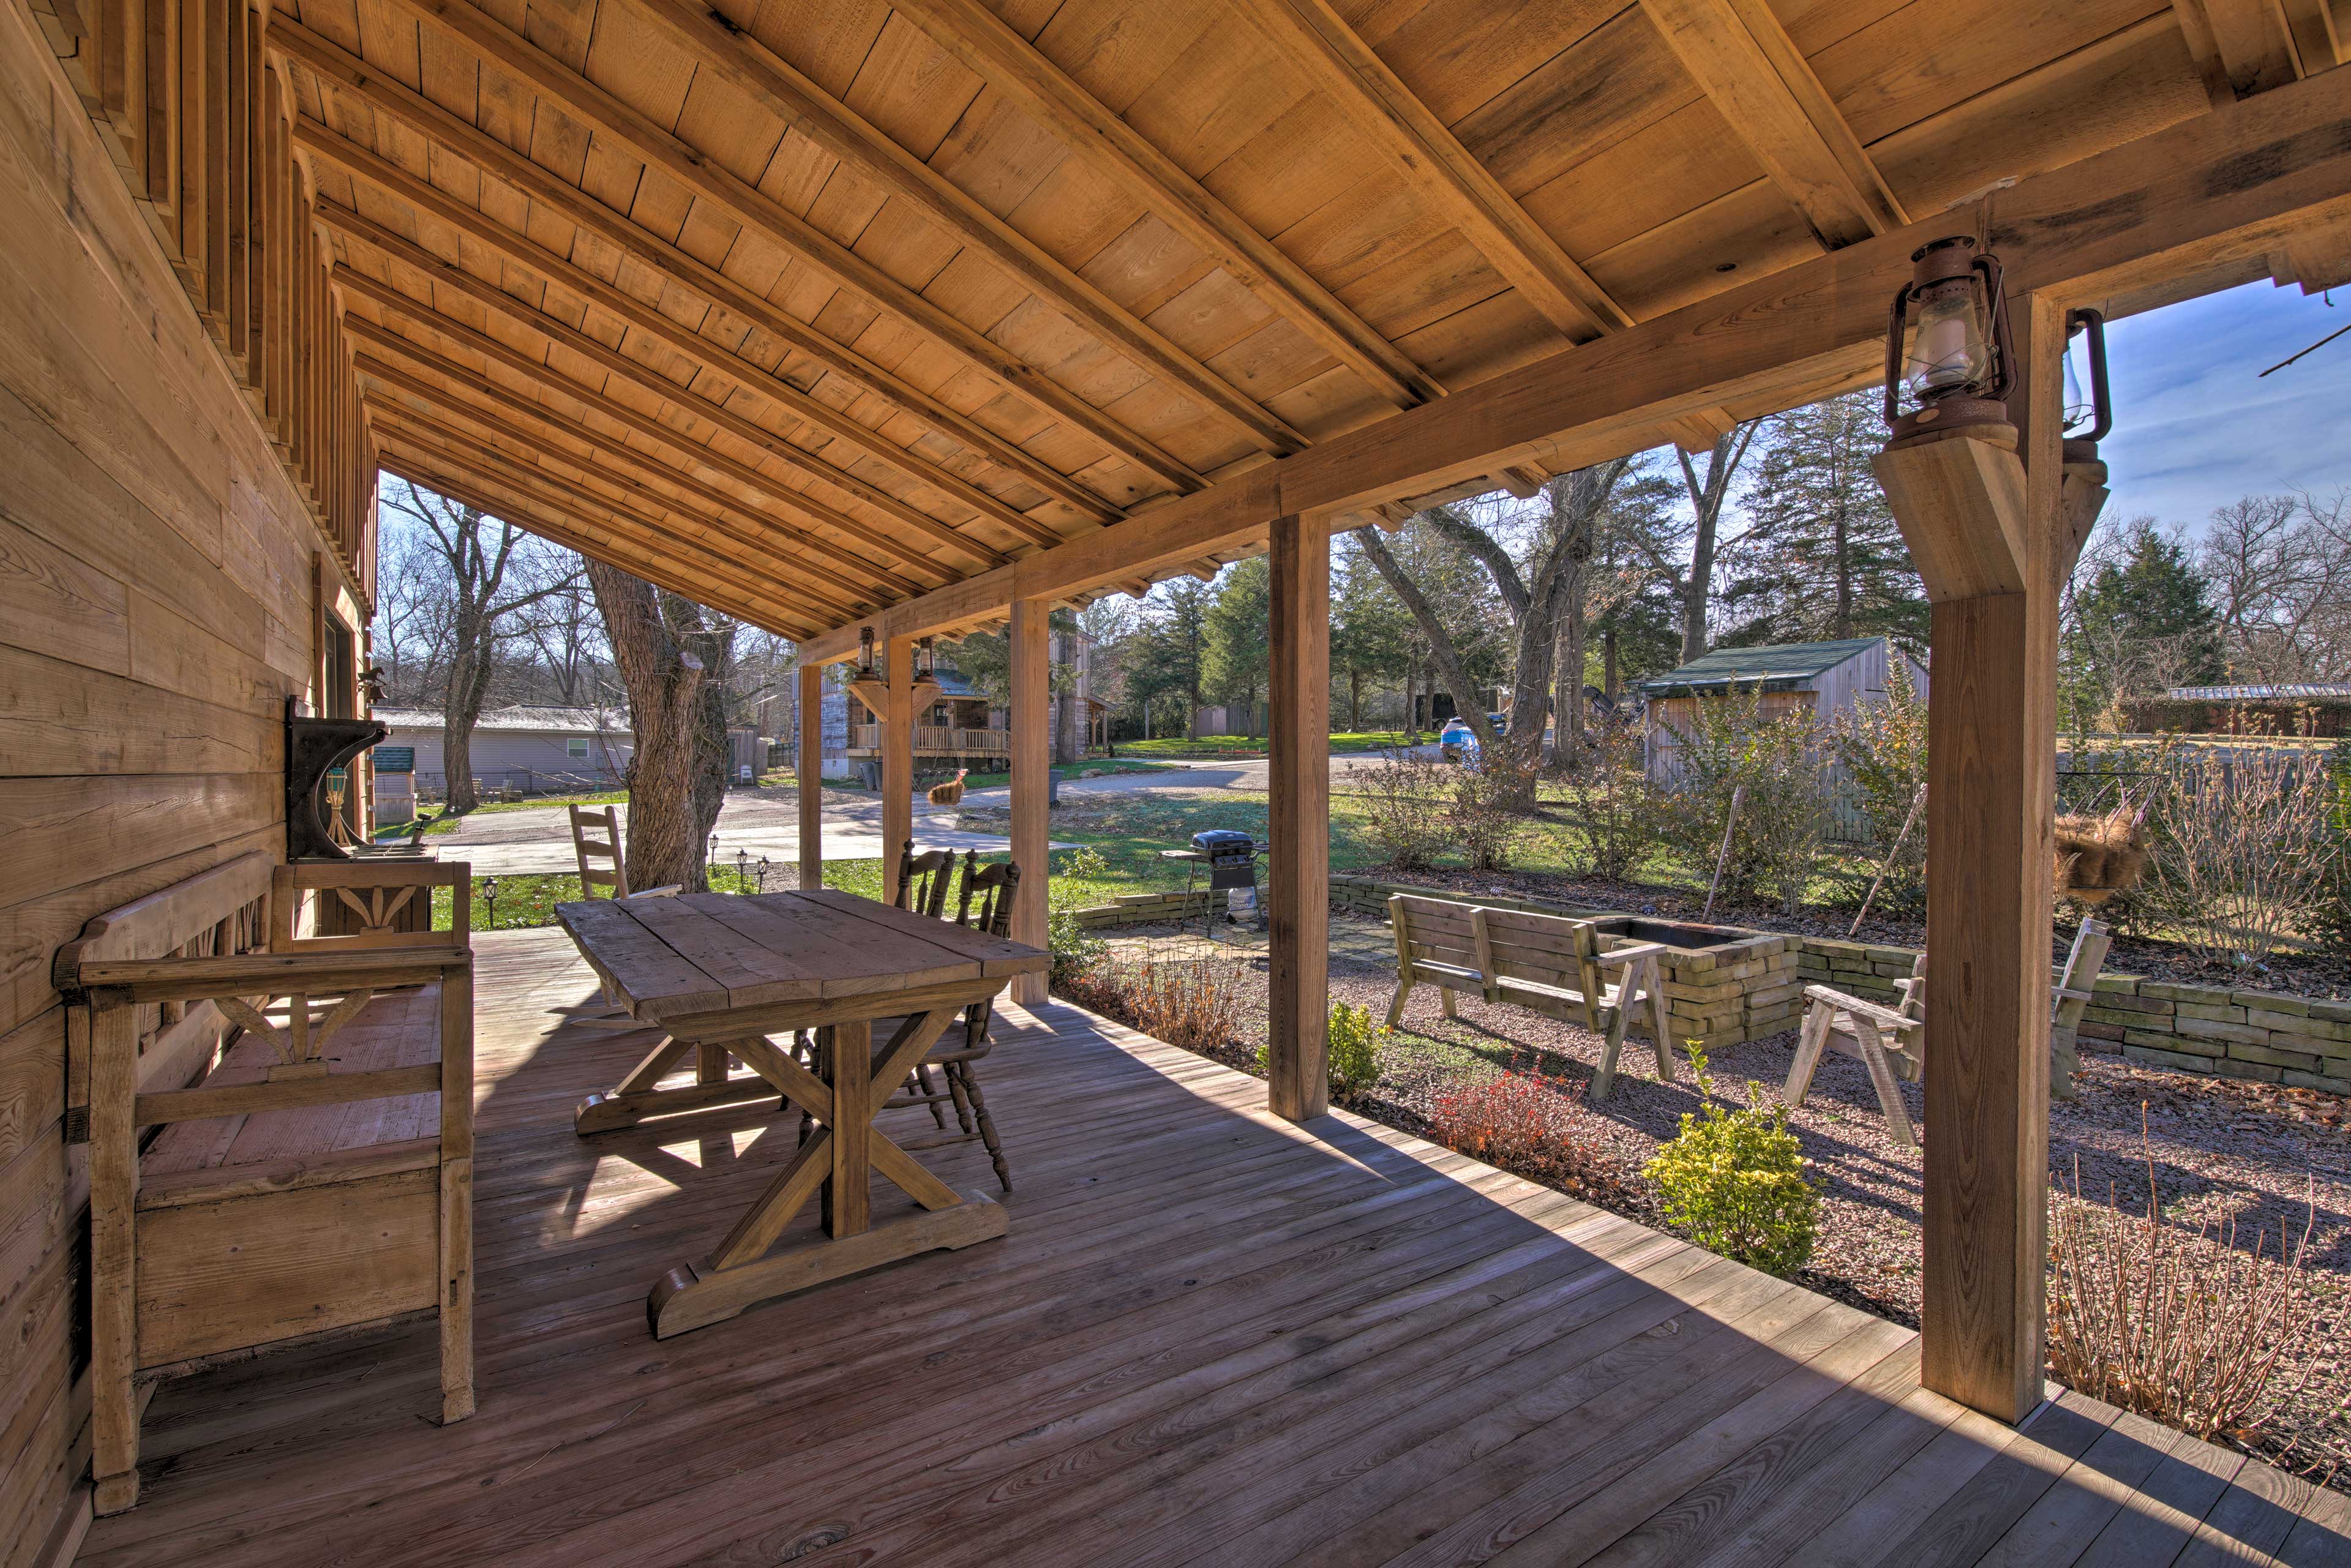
[{"left": 893, "top": 839, "right": 958, "bottom": 920}]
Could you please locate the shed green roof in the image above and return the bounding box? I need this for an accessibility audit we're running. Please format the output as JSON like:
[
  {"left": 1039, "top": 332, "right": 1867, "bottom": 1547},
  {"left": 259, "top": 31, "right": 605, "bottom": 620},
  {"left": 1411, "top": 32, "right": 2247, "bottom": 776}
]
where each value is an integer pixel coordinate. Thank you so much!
[{"left": 1636, "top": 639, "right": 1883, "bottom": 696}]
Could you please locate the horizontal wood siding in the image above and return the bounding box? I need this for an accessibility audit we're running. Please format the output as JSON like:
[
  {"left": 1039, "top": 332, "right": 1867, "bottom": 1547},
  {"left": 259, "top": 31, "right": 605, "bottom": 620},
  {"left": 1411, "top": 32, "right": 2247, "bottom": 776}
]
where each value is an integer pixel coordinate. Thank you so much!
[{"left": 0, "top": 2, "right": 372, "bottom": 1556}]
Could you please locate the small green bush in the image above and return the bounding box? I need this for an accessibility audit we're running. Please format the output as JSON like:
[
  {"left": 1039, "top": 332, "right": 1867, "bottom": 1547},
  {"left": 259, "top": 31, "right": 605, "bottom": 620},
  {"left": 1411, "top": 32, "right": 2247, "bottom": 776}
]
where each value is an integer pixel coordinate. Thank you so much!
[
  {"left": 1046, "top": 844, "right": 1111, "bottom": 987},
  {"left": 1644, "top": 1048, "right": 1819, "bottom": 1278},
  {"left": 1256, "top": 1000, "right": 1387, "bottom": 1097},
  {"left": 1327, "top": 1000, "right": 1385, "bottom": 1096}
]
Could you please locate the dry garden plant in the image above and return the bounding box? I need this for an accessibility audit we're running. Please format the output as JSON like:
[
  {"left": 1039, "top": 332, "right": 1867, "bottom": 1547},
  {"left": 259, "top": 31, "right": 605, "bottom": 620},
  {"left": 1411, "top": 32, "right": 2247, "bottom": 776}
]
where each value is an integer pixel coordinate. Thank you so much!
[
  {"left": 1348, "top": 749, "right": 1459, "bottom": 871},
  {"left": 2137, "top": 741, "right": 2342, "bottom": 960},
  {"left": 1828, "top": 656, "right": 1930, "bottom": 914},
  {"left": 1555, "top": 719, "right": 1665, "bottom": 881},
  {"left": 1660, "top": 680, "right": 1829, "bottom": 916},
  {"left": 1062, "top": 944, "right": 1242, "bottom": 1056},
  {"left": 2047, "top": 1118, "right": 2315, "bottom": 1450}
]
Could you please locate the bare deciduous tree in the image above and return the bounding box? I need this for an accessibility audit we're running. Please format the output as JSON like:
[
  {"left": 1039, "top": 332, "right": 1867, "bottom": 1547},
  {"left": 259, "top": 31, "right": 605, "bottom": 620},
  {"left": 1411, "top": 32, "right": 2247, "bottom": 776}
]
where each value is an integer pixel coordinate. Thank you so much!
[{"left": 585, "top": 561, "right": 735, "bottom": 892}]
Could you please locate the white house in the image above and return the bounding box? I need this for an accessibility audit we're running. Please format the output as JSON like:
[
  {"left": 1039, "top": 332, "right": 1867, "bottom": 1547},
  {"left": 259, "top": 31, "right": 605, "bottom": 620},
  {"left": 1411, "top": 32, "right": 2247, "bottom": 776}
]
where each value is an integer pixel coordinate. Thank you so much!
[{"left": 376, "top": 706, "right": 634, "bottom": 796}]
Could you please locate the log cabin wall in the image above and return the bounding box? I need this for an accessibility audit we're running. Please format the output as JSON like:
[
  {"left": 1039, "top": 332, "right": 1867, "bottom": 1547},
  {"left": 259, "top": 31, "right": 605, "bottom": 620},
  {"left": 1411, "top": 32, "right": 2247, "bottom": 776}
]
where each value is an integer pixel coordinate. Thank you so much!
[{"left": 0, "top": 1, "right": 375, "bottom": 1557}]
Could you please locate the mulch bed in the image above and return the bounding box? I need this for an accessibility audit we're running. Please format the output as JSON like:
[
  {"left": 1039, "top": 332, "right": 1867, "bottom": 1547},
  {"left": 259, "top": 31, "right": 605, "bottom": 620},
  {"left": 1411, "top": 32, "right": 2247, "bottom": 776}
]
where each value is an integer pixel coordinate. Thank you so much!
[
  {"left": 1373, "top": 865, "right": 2351, "bottom": 999},
  {"left": 1073, "top": 910, "right": 2351, "bottom": 1490}
]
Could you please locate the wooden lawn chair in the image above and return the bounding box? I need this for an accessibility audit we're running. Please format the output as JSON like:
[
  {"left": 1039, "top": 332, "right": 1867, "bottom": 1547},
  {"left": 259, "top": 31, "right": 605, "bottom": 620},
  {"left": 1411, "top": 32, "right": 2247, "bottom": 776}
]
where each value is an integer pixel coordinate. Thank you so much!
[{"left": 886, "top": 840, "right": 966, "bottom": 1126}]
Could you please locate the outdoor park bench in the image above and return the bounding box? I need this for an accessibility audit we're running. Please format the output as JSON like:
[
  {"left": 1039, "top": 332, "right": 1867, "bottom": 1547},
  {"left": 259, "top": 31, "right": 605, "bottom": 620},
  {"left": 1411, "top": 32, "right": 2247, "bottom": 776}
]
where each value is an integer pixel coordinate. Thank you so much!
[
  {"left": 55, "top": 852, "right": 476, "bottom": 1515},
  {"left": 1384, "top": 893, "right": 1673, "bottom": 1097}
]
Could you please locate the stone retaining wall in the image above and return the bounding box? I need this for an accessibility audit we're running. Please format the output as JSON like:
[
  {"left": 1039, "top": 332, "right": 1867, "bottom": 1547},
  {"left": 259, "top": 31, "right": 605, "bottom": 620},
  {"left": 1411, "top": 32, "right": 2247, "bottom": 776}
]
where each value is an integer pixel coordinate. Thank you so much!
[{"left": 1076, "top": 872, "right": 2351, "bottom": 1092}]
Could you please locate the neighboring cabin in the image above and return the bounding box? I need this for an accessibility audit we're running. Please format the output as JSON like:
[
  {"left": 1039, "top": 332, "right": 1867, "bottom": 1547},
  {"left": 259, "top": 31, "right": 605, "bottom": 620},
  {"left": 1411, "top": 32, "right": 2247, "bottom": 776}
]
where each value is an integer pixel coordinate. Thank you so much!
[
  {"left": 2122, "top": 683, "right": 2351, "bottom": 737},
  {"left": 378, "top": 706, "right": 634, "bottom": 796},
  {"left": 1639, "top": 638, "right": 1927, "bottom": 787}
]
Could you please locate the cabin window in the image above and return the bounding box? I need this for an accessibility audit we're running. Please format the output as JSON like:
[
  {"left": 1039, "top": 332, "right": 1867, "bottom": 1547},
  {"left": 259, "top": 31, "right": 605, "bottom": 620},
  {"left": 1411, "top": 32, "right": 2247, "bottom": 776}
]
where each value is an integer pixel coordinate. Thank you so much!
[{"left": 568, "top": 737, "right": 589, "bottom": 759}]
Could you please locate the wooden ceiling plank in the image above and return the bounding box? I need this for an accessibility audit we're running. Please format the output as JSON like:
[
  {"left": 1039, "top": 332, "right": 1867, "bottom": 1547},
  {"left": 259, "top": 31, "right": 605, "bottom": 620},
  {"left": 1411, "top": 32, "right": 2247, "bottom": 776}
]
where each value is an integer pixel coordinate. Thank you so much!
[
  {"left": 1640, "top": 0, "right": 1907, "bottom": 249},
  {"left": 2176, "top": 0, "right": 2307, "bottom": 103},
  {"left": 315, "top": 196, "right": 1090, "bottom": 540},
  {"left": 2278, "top": 0, "right": 2345, "bottom": 70},
  {"left": 348, "top": 0, "right": 1245, "bottom": 491},
  {"left": 887, "top": 0, "right": 1441, "bottom": 409},
  {"left": 370, "top": 409, "right": 869, "bottom": 623},
  {"left": 792, "top": 59, "right": 2351, "bottom": 659},
  {"left": 376, "top": 448, "right": 822, "bottom": 636},
  {"left": 334, "top": 271, "right": 984, "bottom": 580},
  {"left": 326, "top": 204, "right": 1049, "bottom": 555},
  {"left": 272, "top": 24, "right": 1112, "bottom": 527},
  {"left": 359, "top": 358, "right": 887, "bottom": 616},
  {"left": 613, "top": 0, "right": 1301, "bottom": 468},
  {"left": 1243, "top": 0, "right": 1633, "bottom": 343}
]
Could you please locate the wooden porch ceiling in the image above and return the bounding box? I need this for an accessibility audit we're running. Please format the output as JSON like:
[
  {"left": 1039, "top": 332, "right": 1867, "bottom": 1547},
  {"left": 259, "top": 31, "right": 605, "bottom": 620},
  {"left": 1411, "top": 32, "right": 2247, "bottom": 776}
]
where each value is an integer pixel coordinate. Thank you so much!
[{"left": 280, "top": 0, "right": 2349, "bottom": 637}]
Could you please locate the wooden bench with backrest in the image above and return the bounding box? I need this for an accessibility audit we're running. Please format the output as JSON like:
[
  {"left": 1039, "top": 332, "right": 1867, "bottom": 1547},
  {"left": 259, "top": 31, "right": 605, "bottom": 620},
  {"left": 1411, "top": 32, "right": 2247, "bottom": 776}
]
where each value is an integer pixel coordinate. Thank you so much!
[
  {"left": 1384, "top": 894, "right": 1673, "bottom": 1097},
  {"left": 1785, "top": 918, "right": 2112, "bottom": 1149},
  {"left": 54, "top": 852, "right": 476, "bottom": 1516}
]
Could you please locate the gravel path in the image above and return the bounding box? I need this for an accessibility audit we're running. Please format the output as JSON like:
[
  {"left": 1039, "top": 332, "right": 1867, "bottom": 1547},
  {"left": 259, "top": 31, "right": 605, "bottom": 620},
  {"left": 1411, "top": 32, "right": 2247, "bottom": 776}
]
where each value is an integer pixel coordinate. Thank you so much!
[{"left": 1082, "top": 910, "right": 2351, "bottom": 1487}]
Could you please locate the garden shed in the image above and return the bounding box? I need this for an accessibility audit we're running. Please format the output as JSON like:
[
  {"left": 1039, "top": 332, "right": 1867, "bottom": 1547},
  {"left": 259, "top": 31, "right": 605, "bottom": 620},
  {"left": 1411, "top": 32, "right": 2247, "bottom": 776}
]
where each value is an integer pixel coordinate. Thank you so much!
[{"left": 1640, "top": 637, "right": 1926, "bottom": 785}]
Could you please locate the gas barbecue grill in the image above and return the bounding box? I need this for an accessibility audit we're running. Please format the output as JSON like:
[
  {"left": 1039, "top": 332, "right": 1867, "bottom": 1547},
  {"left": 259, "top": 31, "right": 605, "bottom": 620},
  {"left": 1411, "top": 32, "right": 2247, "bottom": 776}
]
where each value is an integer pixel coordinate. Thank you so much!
[{"left": 1158, "top": 829, "right": 1267, "bottom": 939}]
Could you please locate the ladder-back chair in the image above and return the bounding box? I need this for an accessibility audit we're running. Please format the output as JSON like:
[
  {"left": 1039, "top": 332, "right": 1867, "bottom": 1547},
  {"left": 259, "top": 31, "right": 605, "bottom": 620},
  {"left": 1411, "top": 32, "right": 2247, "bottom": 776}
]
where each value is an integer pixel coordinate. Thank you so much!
[{"left": 893, "top": 839, "right": 959, "bottom": 919}]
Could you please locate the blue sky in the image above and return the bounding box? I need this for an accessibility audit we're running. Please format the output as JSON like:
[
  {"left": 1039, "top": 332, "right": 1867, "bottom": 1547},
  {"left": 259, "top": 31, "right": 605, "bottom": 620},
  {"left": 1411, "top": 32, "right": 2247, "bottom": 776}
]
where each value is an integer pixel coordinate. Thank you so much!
[{"left": 2099, "top": 280, "right": 2349, "bottom": 530}]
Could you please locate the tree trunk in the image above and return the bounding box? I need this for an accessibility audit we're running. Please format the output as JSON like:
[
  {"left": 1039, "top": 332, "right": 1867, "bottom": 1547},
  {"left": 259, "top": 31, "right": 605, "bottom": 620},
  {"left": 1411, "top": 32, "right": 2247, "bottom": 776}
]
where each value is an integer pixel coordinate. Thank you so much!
[
  {"left": 1354, "top": 528, "right": 1507, "bottom": 757},
  {"left": 440, "top": 634, "right": 493, "bottom": 813},
  {"left": 585, "top": 560, "right": 727, "bottom": 893}
]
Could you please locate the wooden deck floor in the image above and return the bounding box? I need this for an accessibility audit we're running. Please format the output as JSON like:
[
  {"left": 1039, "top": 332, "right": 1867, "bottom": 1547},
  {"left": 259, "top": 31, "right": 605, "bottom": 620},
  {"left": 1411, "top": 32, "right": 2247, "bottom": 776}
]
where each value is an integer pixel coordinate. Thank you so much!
[{"left": 77, "top": 927, "right": 2351, "bottom": 1567}]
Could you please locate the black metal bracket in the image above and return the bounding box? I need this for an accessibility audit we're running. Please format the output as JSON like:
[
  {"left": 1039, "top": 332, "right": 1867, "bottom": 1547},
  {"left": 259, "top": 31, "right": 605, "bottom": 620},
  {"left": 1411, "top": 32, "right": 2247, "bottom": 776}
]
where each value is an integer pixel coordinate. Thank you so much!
[{"left": 285, "top": 696, "right": 388, "bottom": 860}]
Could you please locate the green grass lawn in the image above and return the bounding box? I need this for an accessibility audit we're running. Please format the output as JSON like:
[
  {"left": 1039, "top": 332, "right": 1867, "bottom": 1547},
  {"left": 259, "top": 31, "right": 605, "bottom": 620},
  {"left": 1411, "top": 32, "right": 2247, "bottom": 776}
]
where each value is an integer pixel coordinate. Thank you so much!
[
  {"left": 1112, "top": 730, "right": 1423, "bottom": 760},
  {"left": 379, "top": 789, "right": 629, "bottom": 840}
]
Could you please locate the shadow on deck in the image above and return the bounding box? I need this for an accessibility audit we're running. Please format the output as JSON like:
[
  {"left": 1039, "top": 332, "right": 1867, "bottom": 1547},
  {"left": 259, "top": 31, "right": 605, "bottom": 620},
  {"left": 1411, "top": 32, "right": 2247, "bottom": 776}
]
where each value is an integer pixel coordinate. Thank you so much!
[{"left": 77, "top": 928, "right": 2350, "bottom": 1567}]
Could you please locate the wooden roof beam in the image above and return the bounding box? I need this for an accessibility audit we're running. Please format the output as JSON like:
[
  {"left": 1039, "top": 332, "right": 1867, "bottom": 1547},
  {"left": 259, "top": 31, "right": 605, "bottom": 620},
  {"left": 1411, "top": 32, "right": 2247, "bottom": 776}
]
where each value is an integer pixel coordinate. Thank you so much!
[
  {"left": 334, "top": 0, "right": 1243, "bottom": 493},
  {"left": 370, "top": 408, "right": 870, "bottom": 623},
  {"left": 1640, "top": 0, "right": 1907, "bottom": 249},
  {"left": 325, "top": 206, "right": 1051, "bottom": 558},
  {"left": 332, "top": 277, "right": 980, "bottom": 581},
  {"left": 375, "top": 449, "right": 822, "bottom": 637},
  {"left": 612, "top": 0, "right": 1302, "bottom": 467},
  {"left": 793, "top": 60, "right": 2351, "bottom": 661},
  {"left": 272, "top": 24, "right": 1109, "bottom": 526},
  {"left": 1246, "top": 0, "right": 1633, "bottom": 342},
  {"left": 358, "top": 357, "right": 888, "bottom": 615},
  {"left": 885, "top": 0, "right": 1441, "bottom": 410},
  {"left": 2176, "top": 0, "right": 2318, "bottom": 105},
  {"left": 315, "top": 202, "right": 1081, "bottom": 545}
]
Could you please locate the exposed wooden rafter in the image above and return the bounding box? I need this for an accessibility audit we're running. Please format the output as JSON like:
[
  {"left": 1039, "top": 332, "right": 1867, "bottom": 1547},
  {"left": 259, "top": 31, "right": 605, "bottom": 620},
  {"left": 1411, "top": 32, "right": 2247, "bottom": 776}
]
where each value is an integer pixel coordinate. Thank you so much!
[
  {"left": 334, "top": 279, "right": 980, "bottom": 582},
  {"left": 315, "top": 198, "right": 1087, "bottom": 542},
  {"left": 1245, "top": 0, "right": 1633, "bottom": 342},
  {"left": 885, "top": 0, "right": 1441, "bottom": 408},
  {"left": 324, "top": 0, "right": 1264, "bottom": 497},
  {"left": 370, "top": 403, "right": 872, "bottom": 622},
  {"left": 331, "top": 249, "right": 1013, "bottom": 570},
  {"left": 375, "top": 449, "right": 823, "bottom": 637},
  {"left": 352, "top": 342, "right": 912, "bottom": 608},
  {"left": 359, "top": 361, "right": 889, "bottom": 615},
  {"left": 2175, "top": 0, "right": 2315, "bottom": 105},
  {"left": 605, "top": 0, "right": 1307, "bottom": 466},
  {"left": 1640, "top": 0, "right": 1907, "bottom": 249},
  {"left": 270, "top": 21, "right": 1162, "bottom": 514}
]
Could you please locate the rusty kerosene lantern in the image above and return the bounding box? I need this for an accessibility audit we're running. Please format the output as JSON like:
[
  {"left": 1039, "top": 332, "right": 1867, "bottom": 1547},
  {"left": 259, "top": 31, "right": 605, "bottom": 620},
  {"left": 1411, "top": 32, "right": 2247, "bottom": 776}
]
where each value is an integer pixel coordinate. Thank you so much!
[{"left": 1882, "top": 236, "right": 2014, "bottom": 449}]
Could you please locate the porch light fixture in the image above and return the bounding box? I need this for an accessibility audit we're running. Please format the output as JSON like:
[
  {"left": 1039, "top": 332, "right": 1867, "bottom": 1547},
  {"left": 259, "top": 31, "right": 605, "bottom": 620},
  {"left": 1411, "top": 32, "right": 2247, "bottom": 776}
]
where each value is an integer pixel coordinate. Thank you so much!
[
  {"left": 1882, "top": 236, "right": 2014, "bottom": 449},
  {"left": 915, "top": 637, "right": 936, "bottom": 678},
  {"left": 857, "top": 626, "right": 877, "bottom": 678},
  {"left": 2061, "top": 307, "right": 2113, "bottom": 460}
]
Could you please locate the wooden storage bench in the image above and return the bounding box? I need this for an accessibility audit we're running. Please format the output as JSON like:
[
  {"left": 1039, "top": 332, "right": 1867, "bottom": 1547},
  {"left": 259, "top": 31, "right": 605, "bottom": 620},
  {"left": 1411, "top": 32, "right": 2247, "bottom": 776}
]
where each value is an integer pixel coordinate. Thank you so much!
[
  {"left": 1385, "top": 894, "right": 1674, "bottom": 1097},
  {"left": 54, "top": 853, "right": 476, "bottom": 1516}
]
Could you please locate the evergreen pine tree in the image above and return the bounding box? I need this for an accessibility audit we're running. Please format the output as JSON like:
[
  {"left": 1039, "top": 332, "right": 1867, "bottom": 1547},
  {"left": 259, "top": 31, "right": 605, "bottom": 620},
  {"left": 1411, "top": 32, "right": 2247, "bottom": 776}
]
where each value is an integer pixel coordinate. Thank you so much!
[{"left": 1201, "top": 557, "right": 1271, "bottom": 735}]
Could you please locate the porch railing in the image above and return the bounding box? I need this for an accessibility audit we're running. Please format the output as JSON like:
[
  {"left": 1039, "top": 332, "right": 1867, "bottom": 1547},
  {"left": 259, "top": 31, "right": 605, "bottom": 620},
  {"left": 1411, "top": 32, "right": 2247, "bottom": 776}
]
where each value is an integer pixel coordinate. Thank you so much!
[{"left": 848, "top": 724, "right": 1010, "bottom": 754}]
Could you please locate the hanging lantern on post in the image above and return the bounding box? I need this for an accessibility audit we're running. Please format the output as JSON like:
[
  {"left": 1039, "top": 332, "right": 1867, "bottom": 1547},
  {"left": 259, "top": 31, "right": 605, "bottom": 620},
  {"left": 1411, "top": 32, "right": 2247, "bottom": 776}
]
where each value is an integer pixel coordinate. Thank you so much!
[
  {"left": 857, "top": 626, "right": 877, "bottom": 678},
  {"left": 2060, "top": 307, "right": 2112, "bottom": 462},
  {"left": 915, "top": 637, "right": 936, "bottom": 678},
  {"left": 1882, "top": 236, "right": 2015, "bottom": 450}
]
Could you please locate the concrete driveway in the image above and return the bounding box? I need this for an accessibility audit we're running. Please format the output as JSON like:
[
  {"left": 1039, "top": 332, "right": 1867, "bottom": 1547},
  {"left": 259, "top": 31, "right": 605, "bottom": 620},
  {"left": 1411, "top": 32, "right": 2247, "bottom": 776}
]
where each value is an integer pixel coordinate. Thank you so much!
[{"left": 958, "top": 744, "right": 1439, "bottom": 806}]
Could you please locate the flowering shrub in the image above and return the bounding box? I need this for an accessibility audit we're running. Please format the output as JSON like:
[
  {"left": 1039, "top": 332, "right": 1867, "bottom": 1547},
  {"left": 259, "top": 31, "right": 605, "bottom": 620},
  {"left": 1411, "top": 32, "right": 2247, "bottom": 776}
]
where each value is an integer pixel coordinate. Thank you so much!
[
  {"left": 1428, "top": 1056, "right": 1586, "bottom": 1176},
  {"left": 1644, "top": 1048, "right": 1818, "bottom": 1277}
]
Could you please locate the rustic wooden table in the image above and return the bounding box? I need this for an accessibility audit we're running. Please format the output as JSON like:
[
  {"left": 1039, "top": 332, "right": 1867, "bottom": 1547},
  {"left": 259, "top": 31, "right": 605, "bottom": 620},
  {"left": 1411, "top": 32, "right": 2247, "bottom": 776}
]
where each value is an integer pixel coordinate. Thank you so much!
[{"left": 553, "top": 888, "right": 1047, "bottom": 1338}]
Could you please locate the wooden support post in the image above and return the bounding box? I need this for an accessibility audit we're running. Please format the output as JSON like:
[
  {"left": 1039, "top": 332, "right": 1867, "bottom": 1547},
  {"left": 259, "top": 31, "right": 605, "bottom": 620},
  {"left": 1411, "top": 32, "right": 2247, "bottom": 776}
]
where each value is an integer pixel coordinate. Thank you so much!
[
  {"left": 1267, "top": 512, "right": 1330, "bottom": 1122},
  {"left": 882, "top": 636, "right": 913, "bottom": 905},
  {"left": 1010, "top": 596, "right": 1050, "bottom": 1004},
  {"left": 1875, "top": 291, "right": 2075, "bottom": 1424},
  {"left": 798, "top": 660, "right": 823, "bottom": 891}
]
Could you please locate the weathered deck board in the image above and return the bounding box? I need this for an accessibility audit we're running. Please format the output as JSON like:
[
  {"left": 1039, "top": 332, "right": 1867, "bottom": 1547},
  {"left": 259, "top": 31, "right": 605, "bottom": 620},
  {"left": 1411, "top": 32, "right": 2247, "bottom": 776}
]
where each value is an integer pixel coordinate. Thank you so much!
[{"left": 74, "top": 927, "right": 2348, "bottom": 1568}]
